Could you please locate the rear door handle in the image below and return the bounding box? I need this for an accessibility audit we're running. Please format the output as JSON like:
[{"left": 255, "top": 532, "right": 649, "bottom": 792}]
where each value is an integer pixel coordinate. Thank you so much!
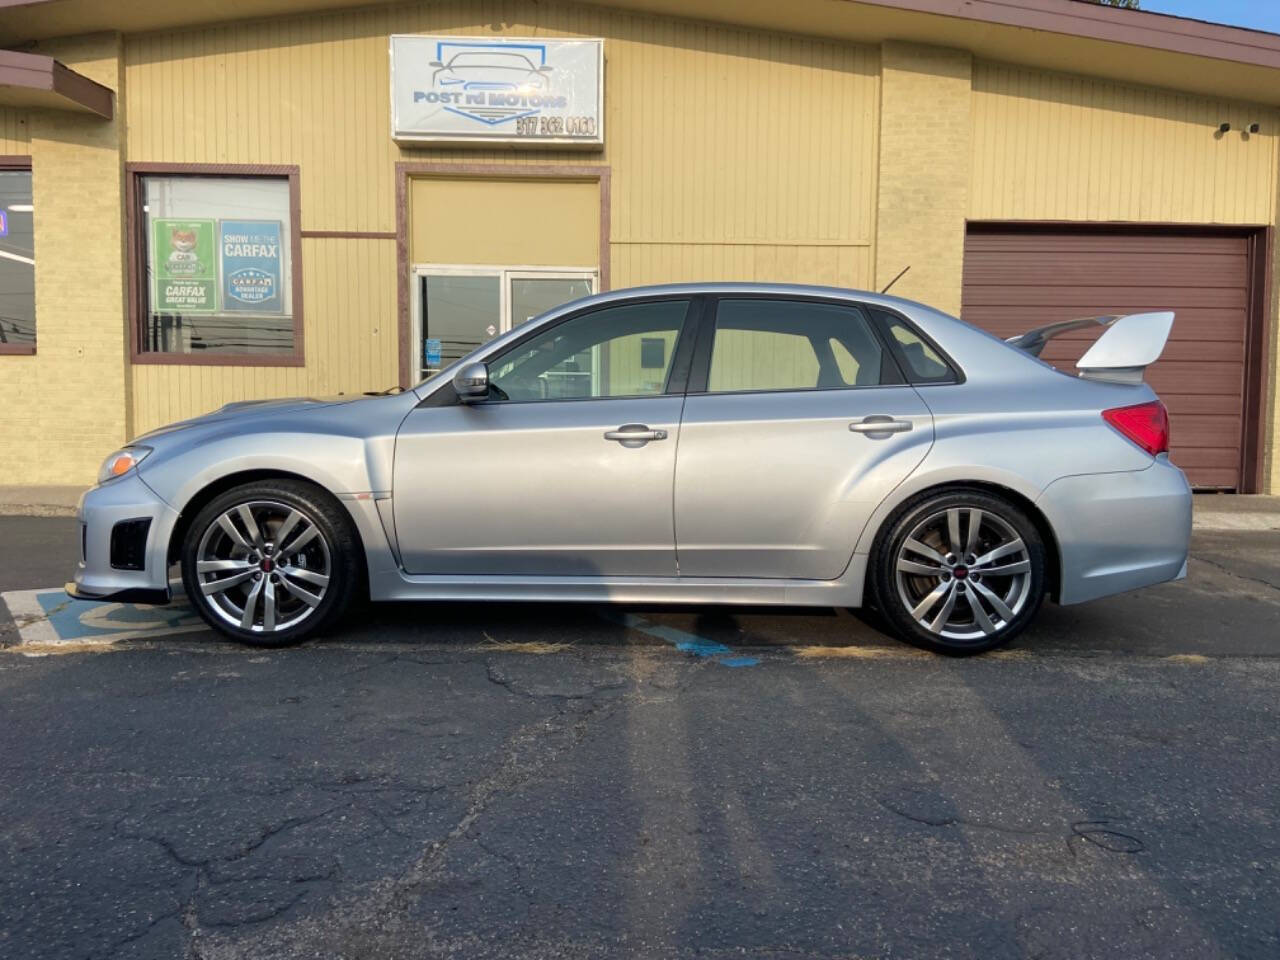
[
  {"left": 850, "top": 416, "right": 913, "bottom": 435},
  {"left": 604, "top": 423, "right": 668, "bottom": 443}
]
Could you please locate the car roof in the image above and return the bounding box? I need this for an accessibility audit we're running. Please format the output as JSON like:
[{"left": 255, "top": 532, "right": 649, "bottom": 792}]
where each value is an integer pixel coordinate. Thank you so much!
[{"left": 567, "top": 282, "right": 937, "bottom": 317}]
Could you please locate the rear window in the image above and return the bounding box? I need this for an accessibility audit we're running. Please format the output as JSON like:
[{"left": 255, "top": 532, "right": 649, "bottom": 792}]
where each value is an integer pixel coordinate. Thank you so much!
[{"left": 873, "top": 310, "right": 958, "bottom": 384}]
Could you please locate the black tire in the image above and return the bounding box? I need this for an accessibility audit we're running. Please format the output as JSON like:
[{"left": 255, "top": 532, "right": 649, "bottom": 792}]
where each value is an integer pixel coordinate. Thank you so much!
[
  {"left": 180, "top": 479, "right": 361, "bottom": 647},
  {"left": 868, "top": 487, "right": 1047, "bottom": 655}
]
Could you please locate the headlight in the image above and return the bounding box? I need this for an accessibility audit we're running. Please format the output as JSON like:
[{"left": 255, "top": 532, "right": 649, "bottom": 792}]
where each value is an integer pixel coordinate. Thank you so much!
[{"left": 97, "top": 446, "right": 152, "bottom": 485}]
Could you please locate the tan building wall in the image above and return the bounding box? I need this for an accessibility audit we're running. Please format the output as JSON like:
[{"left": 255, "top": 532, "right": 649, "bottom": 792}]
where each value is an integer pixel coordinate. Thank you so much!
[
  {"left": 0, "top": 1, "right": 1277, "bottom": 489},
  {"left": 122, "top": 1, "right": 881, "bottom": 439},
  {"left": 874, "top": 42, "right": 972, "bottom": 316},
  {"left": 0, "top": 33, "right": 127, "bottom": 486}
]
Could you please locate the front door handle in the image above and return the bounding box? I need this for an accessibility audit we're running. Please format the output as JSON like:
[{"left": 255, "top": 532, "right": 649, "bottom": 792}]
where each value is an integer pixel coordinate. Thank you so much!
[
  {"left": 850, "top": 416, "right": 913, "bottom": 436},
  {"left": 604, "top": 423, "right": 668, "bottom": 444}
]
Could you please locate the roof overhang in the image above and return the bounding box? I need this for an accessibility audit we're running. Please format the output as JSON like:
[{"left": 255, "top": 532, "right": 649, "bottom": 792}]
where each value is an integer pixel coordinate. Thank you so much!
[
  {"left": 0, "top": 48, "right": 112, "bottom": 118},
  {"left": 0, "top": 0, "right": 1277, "bottom": 107}
]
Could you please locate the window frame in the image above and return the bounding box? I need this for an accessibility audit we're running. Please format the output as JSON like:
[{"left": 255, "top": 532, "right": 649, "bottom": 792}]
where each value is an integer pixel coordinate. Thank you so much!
[
  {"left": 687, "top": 294, "right": 911, "bottom": 396},
  {"left": 420, "top": 294, "right": 705, "bottom": 407},
  {"left": 0, "top": 156, "right": 35, "bottom": 357},
  {"left": 126, "top": 163, "right": 305, "bottom": 367}
]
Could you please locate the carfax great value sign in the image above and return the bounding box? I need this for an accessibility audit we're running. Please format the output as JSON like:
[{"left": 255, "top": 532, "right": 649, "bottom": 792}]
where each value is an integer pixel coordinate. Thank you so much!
[
  {"left": 152, "top": 218, "right": 217, "bottom": 314},
  {"left": 390, "top": 35, "right": 604, "bottom": 147}
]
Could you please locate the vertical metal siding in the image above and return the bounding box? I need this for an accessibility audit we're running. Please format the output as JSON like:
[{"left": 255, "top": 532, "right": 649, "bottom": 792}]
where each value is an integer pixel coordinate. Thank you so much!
[
  {"left": 123, "top": 2, "right": 880, "bottom": 435},
  {"left": 0, "top": 107, "right": 29, "bottom": 152},
  {"left": 971, "top": 61, "right": 1279, "bottom": 225}
]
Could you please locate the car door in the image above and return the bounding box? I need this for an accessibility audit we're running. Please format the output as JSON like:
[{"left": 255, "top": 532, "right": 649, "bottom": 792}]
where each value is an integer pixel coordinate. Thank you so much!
[
  {"left": 393, "top": 297, "right": 698, "bottom": 577},
  {"left": 673, "top": 296, "right": 936, "bottom": 580}
]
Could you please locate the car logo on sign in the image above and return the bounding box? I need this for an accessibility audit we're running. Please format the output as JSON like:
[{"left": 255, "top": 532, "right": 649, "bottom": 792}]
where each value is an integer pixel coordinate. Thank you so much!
[{"left": 415, "top": 41, "right": 557, "bottom": 126}]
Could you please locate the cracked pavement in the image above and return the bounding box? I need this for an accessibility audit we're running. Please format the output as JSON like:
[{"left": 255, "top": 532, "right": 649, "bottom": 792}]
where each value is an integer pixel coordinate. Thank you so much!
[{"left": 0, "top": 516, "right": 1278, "bottom": 959}]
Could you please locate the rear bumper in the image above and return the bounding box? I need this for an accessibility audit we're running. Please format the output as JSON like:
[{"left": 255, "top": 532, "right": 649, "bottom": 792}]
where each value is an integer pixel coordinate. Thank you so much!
[
  {"left": 67, "top": 472, "right": 179, "bottom": 604},
  {"left": 1038, "top": 457, "right": 1191, "bottom": 605}
]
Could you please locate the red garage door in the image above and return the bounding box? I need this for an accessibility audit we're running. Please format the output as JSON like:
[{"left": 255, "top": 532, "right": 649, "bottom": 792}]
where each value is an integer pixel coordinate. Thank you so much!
[{"left": 961, "top": 226, "right": 1254, "bottom": 490}]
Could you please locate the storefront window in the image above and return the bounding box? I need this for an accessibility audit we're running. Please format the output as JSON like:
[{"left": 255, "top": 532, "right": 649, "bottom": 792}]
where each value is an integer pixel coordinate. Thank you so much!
[
  {"left": 0, "top": 168, "right": 35, "bottom": 353},
  {"left": 138, "top": 174, "right": 296, "bottom": 357}
]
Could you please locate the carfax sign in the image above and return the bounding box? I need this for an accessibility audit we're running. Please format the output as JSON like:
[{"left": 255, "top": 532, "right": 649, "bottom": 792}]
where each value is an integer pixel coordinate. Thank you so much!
[
  {"left": 152, "top": 218, "right": 217, "bottom": 314},
  {"left": 220, "top": 220, "right": 283, "bottom": 314},
  {"left": 390, "top": 35, "right": 604, "bottom": 147}
]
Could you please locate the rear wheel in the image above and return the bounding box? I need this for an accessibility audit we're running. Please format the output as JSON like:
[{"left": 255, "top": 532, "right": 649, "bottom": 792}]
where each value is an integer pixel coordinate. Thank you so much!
[
  {"left": 180, "top": 480, "right": 360, "bottom": 646},
  {"left": 870, "top": 489, "right": 1046, "bottom": 654}
]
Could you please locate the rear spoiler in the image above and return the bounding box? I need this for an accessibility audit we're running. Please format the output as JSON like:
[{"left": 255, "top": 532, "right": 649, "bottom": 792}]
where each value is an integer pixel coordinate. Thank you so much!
[{"left": 1006, "top": 312, "right": 1175, "bottom": 385}]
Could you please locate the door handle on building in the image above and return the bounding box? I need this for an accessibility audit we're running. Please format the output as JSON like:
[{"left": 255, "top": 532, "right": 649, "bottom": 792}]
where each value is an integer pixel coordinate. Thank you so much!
[
  {"left": 604, "top": 424, "right": 668, "bottom": 443},
  {"left": 850, "top": 416, "right": 913, "bottom": 435}
]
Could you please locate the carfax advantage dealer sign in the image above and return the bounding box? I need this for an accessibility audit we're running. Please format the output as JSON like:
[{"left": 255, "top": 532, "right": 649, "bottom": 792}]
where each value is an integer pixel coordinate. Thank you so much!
[{"left": 390, "top": 36, "right": 604, "bottom": 147}]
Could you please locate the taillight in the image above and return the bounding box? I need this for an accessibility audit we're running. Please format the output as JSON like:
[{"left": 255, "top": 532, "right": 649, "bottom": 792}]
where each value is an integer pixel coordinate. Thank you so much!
[{"left": 1102, "top": 400, "right": 1170, "bottom": 456}]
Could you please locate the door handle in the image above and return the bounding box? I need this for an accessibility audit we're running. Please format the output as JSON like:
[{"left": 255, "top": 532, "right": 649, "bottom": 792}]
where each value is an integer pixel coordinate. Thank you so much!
[
  {"left": 850, "top": 416, "right": 913, "bottom": 435},
  {"left": 604, "top": 424, "right": 668, "bottom": 443}
]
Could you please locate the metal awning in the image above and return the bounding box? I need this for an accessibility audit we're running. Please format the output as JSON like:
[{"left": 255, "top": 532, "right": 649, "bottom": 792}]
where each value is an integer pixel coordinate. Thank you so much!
[{"left": 0, "top": 49, "right": 112, "bottom": 119}]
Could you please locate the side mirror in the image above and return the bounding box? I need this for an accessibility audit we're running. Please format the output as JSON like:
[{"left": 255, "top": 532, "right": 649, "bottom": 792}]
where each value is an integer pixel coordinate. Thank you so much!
[
  {"left": 429, "top": 60, "right": 444, "bottom": 68},
  {"left": 453, "top": 361, "right": 490, "bottom": 402}
]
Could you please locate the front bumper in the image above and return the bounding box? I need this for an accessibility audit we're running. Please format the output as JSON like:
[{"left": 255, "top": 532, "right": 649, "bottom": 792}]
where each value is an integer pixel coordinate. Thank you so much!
[
  {"left": 1037, "top": 457, "right": 1192, "bottom": 605},
  {"left": 67, "top": 471, "right": 179, "bottom": 604}
]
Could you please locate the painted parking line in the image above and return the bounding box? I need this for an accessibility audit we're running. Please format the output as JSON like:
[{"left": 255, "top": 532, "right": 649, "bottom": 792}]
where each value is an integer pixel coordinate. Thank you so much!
[
  {"left": 600, "top": 610, "right": 760, "bottom": 667},
  {"left": 1, "top": 585, "right": 203, "bottom": 649}
]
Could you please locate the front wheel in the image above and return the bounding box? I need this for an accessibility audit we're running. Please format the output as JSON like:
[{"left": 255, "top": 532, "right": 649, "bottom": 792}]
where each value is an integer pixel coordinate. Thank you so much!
[
  {"left": 870, "top": 489, "right": 1047, "bottom": 654},
  {"left": 180, "top": 480, "right": 360, "bottom": 646}
]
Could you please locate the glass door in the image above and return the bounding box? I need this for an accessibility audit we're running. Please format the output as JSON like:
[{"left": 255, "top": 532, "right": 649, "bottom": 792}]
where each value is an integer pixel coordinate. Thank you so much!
[
  {"left": 507, "top": 272, "right": 596, "bottom": 397},
  {"left": 413, "top": 266, "right": 596, "bottom": 381}
]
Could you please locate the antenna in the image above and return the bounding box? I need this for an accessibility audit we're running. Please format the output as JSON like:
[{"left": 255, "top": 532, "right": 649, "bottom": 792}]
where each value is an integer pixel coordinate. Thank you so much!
[{"left": 880, "top": 265, "right": 910, "bottom": 295}]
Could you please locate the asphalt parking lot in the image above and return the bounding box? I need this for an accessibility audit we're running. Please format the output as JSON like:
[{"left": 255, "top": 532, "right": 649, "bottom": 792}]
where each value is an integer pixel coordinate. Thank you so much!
[{"left": 1, "top": 513, "right": 1278, "bottom": 959}]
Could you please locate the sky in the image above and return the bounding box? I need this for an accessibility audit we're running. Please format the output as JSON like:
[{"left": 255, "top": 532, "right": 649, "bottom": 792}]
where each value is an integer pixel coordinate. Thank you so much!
[{"left": 1140, "top": 0, "right": 1280, "bottom": 34}]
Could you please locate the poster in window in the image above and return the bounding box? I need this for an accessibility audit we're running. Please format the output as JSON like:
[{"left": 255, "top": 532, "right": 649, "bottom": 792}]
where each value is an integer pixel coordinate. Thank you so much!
[
  {"left": 219, "top": 220, "right": 284, "bottom": 314},
  {"left": 152, "top": 218, "right": 217, "bottom": 314}
]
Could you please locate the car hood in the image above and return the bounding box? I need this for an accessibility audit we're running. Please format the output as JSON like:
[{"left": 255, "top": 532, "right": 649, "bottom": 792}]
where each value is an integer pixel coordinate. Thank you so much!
[{"left": 134, "top": 394, "right": 362, "bottom": 442}]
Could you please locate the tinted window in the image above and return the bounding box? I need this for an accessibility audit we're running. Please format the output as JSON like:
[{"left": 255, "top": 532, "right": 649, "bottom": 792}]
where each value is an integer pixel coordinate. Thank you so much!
[
  {"left": 874, "top": 310, "right": 957, "bottom": 383},
  {"left": 707, "top": 299, "right": 886, "bottom": 393},
  {"left": 489, "top": 300, "right": 688, "bottom": 401}
]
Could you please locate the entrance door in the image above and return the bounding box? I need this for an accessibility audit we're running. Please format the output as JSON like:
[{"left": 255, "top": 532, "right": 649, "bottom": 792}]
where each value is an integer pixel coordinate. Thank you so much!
[
  {"left": 394, "top": 297, "right": 695, "bottom": 577},
  {"left": 412, "top": 266, "right": 595, "bottom": 380}
]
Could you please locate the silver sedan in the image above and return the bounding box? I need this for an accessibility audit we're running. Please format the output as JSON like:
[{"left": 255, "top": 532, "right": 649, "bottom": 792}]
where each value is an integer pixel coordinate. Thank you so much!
[{"left": 68, "top": 284, "right": 1191, "bottom": 654}]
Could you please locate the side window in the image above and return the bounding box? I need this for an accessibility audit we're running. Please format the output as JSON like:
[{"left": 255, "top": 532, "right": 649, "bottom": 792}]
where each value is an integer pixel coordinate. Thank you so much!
[
  {"left": 0, "top": 166, "right": 33, "bottom": 354},
  {"left": 488, "top": 299, "right": 688, "bottom": 402},
  {"left": 873, "top": 309, "right": 957, "bottom": 384},
  {"left": 707, "top": 299, "right": 886, "bottom": 393}
]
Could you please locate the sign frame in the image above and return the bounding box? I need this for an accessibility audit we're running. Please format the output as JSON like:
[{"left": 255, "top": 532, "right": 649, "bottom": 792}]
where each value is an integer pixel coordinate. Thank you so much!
[{"left": 389, "top": 34, "right": 605, "bottom": 149}]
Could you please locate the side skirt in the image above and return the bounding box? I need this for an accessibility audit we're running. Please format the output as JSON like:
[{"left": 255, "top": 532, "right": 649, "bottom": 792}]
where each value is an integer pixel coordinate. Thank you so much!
[{"left": 368, "top": 555, "right": 868, "bottom": 607}]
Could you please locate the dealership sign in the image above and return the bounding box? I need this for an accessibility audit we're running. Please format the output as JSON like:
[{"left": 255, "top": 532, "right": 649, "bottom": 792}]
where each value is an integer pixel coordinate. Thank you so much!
[{"left": 390, "top": 35, "right": 604, "bottom": 147}]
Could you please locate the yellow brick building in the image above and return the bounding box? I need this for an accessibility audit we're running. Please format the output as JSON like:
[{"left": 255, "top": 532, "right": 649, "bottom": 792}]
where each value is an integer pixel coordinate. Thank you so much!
[{"left": 0, "top": 0, "right": 1277, "bottom": 491}]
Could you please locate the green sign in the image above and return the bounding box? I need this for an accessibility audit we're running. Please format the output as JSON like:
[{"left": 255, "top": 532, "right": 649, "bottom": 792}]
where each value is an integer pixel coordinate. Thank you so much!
[{"left": 152, "top": 218, "right": 217, "bottom": 313}]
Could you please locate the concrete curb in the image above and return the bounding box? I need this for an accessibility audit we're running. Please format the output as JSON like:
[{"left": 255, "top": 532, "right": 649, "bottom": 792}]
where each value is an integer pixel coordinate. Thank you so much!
[
  {"left": 0, "top": 485, "right": 85, "bottom": 518},
  {"left": 0, "top": 504, "right": 80, "bottom": 518}
]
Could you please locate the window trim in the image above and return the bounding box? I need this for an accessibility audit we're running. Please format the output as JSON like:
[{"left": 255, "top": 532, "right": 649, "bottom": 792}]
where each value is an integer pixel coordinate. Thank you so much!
[
  {"left": 688, "top": 294, "right": 909, "bottom": 396},
  {"left": 418, "top": 294, "right": 704, "bottom": 407},
  {"left": 126, "top": 163, "right": 304, "bottom": 367},
  {"left": 0, "top": 156, "right": 34, "bottom": 357}
]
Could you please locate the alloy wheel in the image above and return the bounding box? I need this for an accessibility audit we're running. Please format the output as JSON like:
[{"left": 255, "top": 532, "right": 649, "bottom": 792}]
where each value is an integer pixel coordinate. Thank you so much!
[
  {"left": 194, "top": 499, "right": 332, "bottom": 634},
  {"left": 893, "top": 506, "right": 1032, "bottom": 642}
]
